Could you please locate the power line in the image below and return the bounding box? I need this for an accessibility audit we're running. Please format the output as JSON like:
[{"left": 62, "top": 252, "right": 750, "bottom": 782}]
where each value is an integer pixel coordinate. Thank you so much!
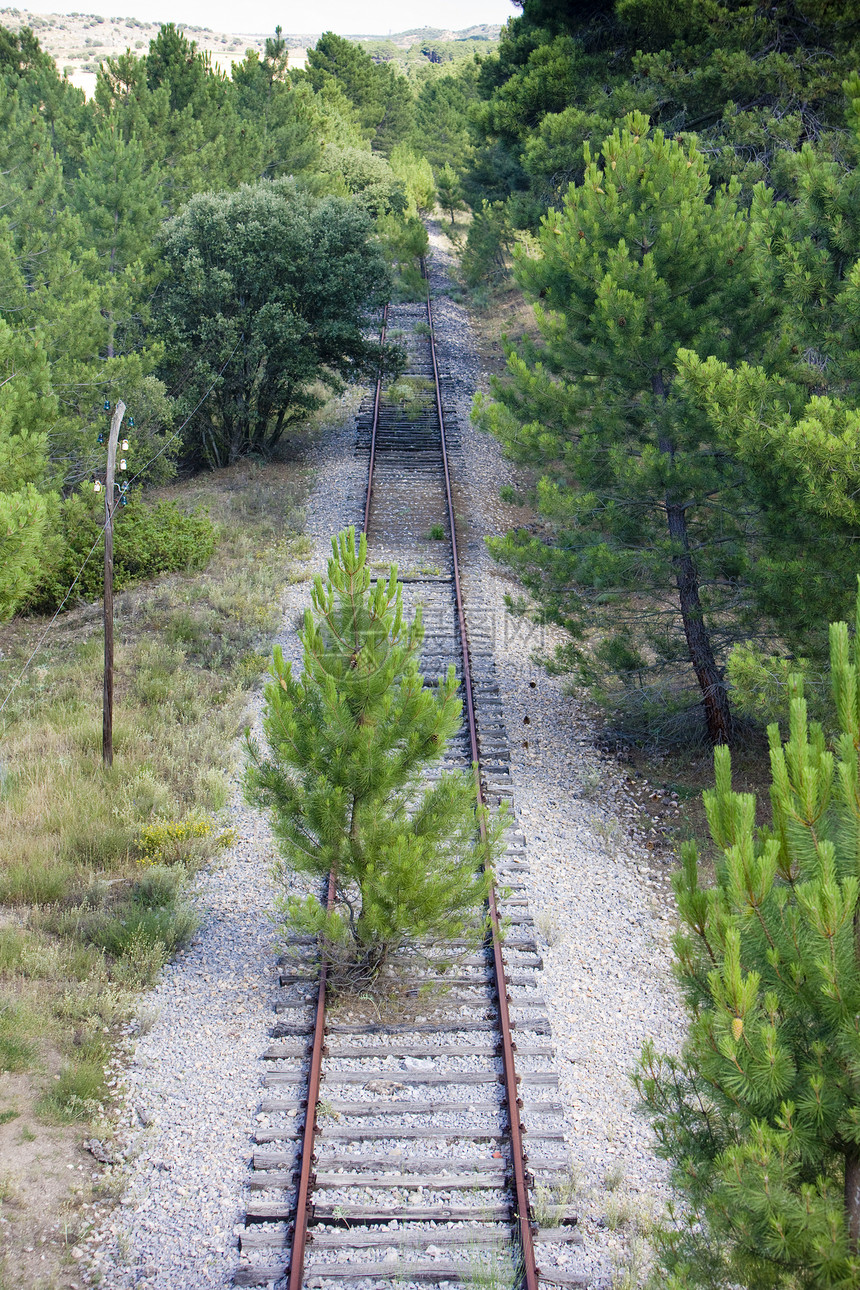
[{"left": 123, "top": 334, "right": 244, "bottom": 490}]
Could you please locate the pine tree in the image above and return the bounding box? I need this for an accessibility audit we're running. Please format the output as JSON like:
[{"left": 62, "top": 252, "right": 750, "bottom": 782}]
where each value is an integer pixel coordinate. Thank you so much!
[
  {"left": 435, "top": 163, "right": 465, "bottom": 224},
  {"left": 71, "top": 121, "right": 164, "bottom": 359},
  {"left": 0, "top": 319, "right": 56, "bottom": 618},
  {"left": 414, "top": 68, "right": 477, "bottom": 176},
  {"left": 671, "top": 78, "right": 860, "bottom": 700},
  {"left": 475, "top": 112, "right": 766, "bottom": 745},
  {"left": 231, "top": 34, "right": 320, "bottom": 181},
  {"left": 72, "top": 122, "right": 163, "bottom": 275},
  {"left": 305, "top": 32, "right": 414, "bottom": 156},
  {"left": 633, "top": 585, "right": 860, "bottom": 1287},
  {"left": 245, "top": 528, "right": 496, "bottom": 981}
]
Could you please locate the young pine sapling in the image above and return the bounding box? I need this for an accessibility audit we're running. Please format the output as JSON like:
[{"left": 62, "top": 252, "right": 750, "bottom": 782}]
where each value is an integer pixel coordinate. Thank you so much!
[{"left": 245, "top": 527, "right": 499, "bottom": 983}]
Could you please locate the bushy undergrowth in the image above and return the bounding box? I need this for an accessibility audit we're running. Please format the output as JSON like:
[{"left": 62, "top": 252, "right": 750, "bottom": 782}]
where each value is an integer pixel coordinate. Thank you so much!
[
  {"left": 461, "top": 200, "right": 513, "bottom": 288},
  {"left": 28, "top": 490, "right": 216, "bottom": 613},
  {"left": 0, "top": 455, "right": 311, "bottom": 1122},
  {"left": 376, "top": 212, "right": 429, "bottom": 301}
]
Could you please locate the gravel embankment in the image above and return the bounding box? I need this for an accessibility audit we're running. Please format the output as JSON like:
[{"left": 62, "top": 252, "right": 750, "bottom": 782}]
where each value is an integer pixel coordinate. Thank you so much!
[
  {"left": 426, "top": 221, "right": 687, "bottom": 1285},
  {"left": 88, "top": 231, "right": 686, "bottom": 1290}
]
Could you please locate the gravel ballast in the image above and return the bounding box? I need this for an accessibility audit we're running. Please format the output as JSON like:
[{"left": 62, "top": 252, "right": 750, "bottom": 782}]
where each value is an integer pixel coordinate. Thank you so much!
[{"left": 90, "top": 232, "right": 687, "bottom": 1290}]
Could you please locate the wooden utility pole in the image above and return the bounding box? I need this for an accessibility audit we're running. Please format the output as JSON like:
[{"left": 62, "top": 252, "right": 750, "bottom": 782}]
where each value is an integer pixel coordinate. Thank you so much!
[{"left": 103, "top": 400, "right": 126, "bottom": 768}]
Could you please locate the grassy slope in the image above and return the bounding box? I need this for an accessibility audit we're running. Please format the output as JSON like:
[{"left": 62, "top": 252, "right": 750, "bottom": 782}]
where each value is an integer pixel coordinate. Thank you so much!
[{"left": 0, "top": 438, "right": 322, "bottom": 1286}]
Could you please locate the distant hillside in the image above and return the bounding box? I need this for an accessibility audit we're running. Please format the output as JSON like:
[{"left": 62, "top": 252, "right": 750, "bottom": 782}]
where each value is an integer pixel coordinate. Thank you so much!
[{"left": 0, "top": 9, "right": 501, "bottom": 97}]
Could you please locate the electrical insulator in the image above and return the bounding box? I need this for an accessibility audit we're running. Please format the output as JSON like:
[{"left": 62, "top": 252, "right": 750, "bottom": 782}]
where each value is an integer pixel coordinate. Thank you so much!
[
  {"left": 97, "top": 432, "right": 104, "bottom": 444},
  {"left": 94, "top": 480, "right": 102, "bottom": 492},
  {"left": 128, "top": 417, "right": 134, "bottom": 428},
  {"left": 119, "top": 458, "right": 127, "bottom": 471},
  {"left": 103, "top": 400, "right": 110, "bottom": 411},
  {"left": 120, "top": 495, "right": 128, "bottom": 506},
  {"left": 121, "top": 439, "right": 129, "bottom": 451}
]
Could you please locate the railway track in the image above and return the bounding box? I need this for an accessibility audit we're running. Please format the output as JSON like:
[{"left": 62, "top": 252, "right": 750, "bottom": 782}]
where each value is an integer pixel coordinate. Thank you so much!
[{"left": 234, "top": 271, "right": 581, "bottom": 1290}]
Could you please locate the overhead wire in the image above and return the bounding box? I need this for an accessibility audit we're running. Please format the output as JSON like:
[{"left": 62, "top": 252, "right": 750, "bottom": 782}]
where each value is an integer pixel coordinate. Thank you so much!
[{"left": 122, "top": 334, "right": 244, "bottom": 490}]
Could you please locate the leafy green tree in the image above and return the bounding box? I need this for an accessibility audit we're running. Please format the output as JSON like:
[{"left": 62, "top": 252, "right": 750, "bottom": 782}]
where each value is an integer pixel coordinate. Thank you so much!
[
  {"left": 389, "top": 145, "right": 435, "bottom": 216},
  {"left": 0, "top": 321, "right": 56, "bottom": 617},
  {"left": 245, "top": 528, "right": 496, "bottom": 979},
  {"left": 317, "top": 145, "right": 406, "bottom": 217},
  {"left": 156, "top": 179, "right": 390, "bottom": 467},
  {"left": 475, "top": 113, "right": 765, "bottom": 745},
  {"left": 633, "top": 589, "right": 860, "bottom": 1287}
]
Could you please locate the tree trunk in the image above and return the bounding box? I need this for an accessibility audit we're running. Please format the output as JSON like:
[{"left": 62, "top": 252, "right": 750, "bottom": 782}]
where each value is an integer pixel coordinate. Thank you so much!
[
  {"left": 653, "top": 372, "right": 733, "bottom": 746},
  {"left": 850, "top": 907, "right": 860, "bottom": 1251},
  {"left": 847, "top": 1153, "right": 860, "bottom": 1252}
]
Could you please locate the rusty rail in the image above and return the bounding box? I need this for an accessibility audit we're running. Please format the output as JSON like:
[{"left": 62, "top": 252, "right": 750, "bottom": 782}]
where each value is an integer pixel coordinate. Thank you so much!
[
  {"left": 287, "top": 279, "right": 538, "bottom": 1290},
  {"left": 423, "top": 264, "right": 539, "bottom": 1290},
  {"left": 362, "top": 303, "right": 389, "bottom": 536},
  {"left": 287, "top": 304, "right": 388, "bottom": 1290}
]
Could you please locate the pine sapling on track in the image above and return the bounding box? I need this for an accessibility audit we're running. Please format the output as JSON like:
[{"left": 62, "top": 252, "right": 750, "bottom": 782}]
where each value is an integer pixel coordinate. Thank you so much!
[{"left": 245, "top": 526, "right": 499, "bottom": 985}]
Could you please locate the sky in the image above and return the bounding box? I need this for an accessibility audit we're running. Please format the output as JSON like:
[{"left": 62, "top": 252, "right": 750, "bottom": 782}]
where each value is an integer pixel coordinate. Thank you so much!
[{"left": 36, "top": 0, "right": 517, "bottom": 34}]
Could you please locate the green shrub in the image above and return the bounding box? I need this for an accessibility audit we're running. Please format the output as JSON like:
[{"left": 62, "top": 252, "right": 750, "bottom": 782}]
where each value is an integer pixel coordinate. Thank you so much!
[
  {"left": 86, "top": 902, "right": 199, "bottom": 960},
  {"left": 39, "top": 1059, "right": 106, "bottom": 1121},
  {"left": 136, "top": 816, "right": 234, "bottom": 866},
  {"left": 461, "top": 200, "right": 513, "bottom": 287},
  {"left": 28, "top": 489, "right": 216, "bottom": 612},
  {"left": 376, "top": 213, "right": 429, "bottom": 302},
  {"left": 0, "top": 1000, "right": 36, "bottom": 1072}
]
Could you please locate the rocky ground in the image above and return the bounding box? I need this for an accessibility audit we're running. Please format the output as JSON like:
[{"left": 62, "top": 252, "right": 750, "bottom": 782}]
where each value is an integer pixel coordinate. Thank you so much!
[{"left": 81, "top": 227, "right": 687, "bottom": 1290}]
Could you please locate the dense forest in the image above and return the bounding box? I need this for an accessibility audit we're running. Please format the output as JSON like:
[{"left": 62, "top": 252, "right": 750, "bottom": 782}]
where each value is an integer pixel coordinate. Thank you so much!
[
  {"left": 457, "top": 0, "right": 860, "bottom": 747},
  {"left": 0, "top": 21, "right": 444, "bottom": 617},
  {"left": 5, "top": 0, "right": 860, "bottom": 751}
]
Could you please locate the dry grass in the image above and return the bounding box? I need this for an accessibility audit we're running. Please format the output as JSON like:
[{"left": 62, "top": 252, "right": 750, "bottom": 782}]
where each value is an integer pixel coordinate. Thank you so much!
[
  {"left": 0, "top": 452, "right": 313, "bottom": 1124},
  {"left": 0, "top": 444, "right": 320, "bottom": 1287}
]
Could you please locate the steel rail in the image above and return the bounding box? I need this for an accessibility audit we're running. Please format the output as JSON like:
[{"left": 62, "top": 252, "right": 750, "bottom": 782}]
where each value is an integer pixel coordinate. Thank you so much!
[
  {"left": 421, "top": 264, "right": 540, "bottom": 1290},
  {"left": 362, "top": 303, "right": 389, "bottom": 536},
  {"left": 287, "top": 303, "right": 389, "bottom": 1290},
  {"left": 286, "top": 868, "right": 334, "bottom": 1290},
  {"left": 287, "top": 285, "right": 538, "bottom": 1290}
]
